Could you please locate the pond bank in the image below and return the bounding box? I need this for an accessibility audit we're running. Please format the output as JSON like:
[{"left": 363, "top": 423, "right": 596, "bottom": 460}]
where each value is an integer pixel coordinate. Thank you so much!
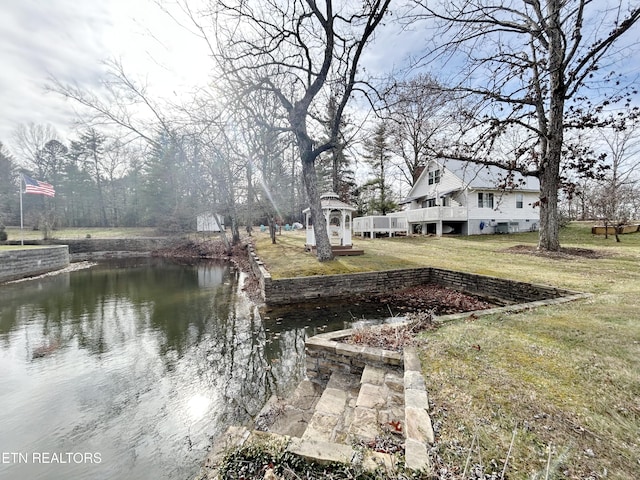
[{"left": 0, "top": 245, "right": 69, "bottom": 283}]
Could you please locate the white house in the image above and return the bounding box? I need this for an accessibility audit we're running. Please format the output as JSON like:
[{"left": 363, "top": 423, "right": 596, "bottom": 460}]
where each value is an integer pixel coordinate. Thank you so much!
[{"left": 395, "top": 158, "right": 540, "bottom": 236}]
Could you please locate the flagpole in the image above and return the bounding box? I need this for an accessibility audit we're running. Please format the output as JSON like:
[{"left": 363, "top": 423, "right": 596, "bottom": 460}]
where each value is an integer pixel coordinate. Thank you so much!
[{"left": 19, "top": 174, "right": 24, "bottom": 246}]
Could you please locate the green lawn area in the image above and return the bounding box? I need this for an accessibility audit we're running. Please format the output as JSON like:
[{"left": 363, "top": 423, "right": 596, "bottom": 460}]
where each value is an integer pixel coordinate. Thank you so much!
[{"left": 255, "top": 223, "right": 640, "bottom": 479}]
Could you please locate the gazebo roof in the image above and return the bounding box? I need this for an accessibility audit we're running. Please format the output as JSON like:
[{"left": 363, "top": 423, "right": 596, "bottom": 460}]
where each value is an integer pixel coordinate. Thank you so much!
[{"left": 303, "top": 192, "right": 356, "bottom": 213}]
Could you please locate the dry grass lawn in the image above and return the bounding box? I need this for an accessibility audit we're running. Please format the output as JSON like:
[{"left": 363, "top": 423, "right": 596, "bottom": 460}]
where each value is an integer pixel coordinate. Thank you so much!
[
  {"left": 3, "top": 226, "right": 158, "bottom": 241},
  {"left": 255, "top": 223, "right": 640, "bottom": 479}
]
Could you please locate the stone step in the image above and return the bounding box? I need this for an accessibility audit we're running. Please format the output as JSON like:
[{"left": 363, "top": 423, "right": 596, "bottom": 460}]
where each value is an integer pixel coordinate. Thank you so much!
[
  {"left": 260, "top": 378, "right": 323, "bottom": 437},
  {"left": 348, "top": 364, "right": 405, "bottom": 442},
  {"left": 301, "top": 371, "right": 355, "bottom": 442},
  {"left": 403, "top": 347, "right": 434, "bottom": 471}
]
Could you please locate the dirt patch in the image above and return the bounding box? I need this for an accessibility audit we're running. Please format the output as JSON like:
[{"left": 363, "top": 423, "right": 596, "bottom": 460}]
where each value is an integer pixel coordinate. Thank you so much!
[
  {"left": 359, "top": 284, "right": 495, "bottom": 315},
  {"left": 503, "top": 244, "right": 607, "bottom": 259}
]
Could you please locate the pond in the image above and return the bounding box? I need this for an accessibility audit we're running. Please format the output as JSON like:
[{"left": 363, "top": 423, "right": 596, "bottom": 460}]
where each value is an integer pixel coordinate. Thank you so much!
[{"left": 0, "top": 258, "right": 391, "bottom": 480}]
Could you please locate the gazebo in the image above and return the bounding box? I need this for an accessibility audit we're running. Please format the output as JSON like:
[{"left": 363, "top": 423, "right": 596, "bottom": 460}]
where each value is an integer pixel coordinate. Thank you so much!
[{"left": 303, "top": 192, "right": 363, "bottom": 256}]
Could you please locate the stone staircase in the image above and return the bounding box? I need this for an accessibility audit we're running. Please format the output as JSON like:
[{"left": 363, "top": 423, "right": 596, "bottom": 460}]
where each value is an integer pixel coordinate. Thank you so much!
[{"left": 195, "top": 329, "right": 434, "bottom": 479}]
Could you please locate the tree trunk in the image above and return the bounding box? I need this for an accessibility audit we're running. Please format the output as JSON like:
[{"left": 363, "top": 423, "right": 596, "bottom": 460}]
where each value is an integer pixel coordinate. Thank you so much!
[
  {"left": 301, "top": 155, "right": 333, "bottom": 261},
  {"left": 231, "top": 218, "right": 240, "bottom": 245},
  {"left": 538, "top": 0, "right": 563, "bottom": 252},
  {"left": 246, "top": 158, "right": 253, "bottom": 236},
  {"left": 537, "top": 164, "right": 561, "bottom": 251}
]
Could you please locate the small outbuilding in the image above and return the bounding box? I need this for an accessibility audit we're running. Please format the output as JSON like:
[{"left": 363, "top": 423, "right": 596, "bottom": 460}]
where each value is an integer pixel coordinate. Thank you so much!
[
  {"left": 197, "top": 213, "right": 225, "bottom": 232},
  {"left": 303, "top": 192, "right": 363, "bottom": 255}
]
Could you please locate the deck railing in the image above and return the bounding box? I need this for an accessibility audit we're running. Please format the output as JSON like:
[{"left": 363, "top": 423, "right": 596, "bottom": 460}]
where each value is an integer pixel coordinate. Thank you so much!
[
  {"left": 353, "top": 215, "right": 408, "bottom": 235},
  {"left": 404, "top": 206, "right": 467, "bottom": 223}
]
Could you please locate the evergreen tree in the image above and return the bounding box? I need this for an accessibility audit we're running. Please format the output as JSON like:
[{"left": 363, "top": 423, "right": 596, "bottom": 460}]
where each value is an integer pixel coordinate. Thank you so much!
[
  {"left": 362, "top": 122, "right": 397, "bottom": 215},
  {"left": 316, "top": 96, "right": 356, "bottom": 201},
  {"left": 0, "top": 142, "right": 18, "bottom": 226},
  {"left": 69, "top": 129, "right": 109, "bottom": 226},
  {"left": 141, "top": 131, "right": 201, "bottom": 231}
]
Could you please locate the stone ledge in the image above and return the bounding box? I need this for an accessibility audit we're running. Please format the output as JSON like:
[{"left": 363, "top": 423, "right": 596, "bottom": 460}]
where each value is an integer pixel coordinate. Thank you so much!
[
  {"left": 288, "top": 437, "right": 356, "bottom": 465},
  {"left": 404, "top": 438, "right": 430, "bottom": 471}
]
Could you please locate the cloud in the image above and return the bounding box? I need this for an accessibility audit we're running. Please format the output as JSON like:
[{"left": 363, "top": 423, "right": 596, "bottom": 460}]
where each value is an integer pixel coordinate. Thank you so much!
[
  {"left": 0, "top": 0, "right": 215, "bottom": 154},
  {"left": 0, "top": 0, "right": 113, "bottom": 148}
]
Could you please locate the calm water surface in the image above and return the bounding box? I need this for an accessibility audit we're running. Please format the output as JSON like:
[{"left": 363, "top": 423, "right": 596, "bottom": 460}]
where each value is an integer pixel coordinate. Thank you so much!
[{"left": 0, "top": 258, "right": 381, "bottom": 480}]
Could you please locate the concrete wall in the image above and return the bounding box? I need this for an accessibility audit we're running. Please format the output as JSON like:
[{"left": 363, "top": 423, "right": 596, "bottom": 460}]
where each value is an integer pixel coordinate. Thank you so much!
[
  {"left": 0, "top": 246, "right": 69, "bottom": 283},
  {"left": 247, "top": 245, "right": 576, "bottom": 306}
]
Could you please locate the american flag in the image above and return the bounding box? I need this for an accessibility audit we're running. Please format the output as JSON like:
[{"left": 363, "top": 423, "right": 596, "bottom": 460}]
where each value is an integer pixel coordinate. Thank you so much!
[{"left": 23, "top": 174, "right": 55, "bottom": 197}]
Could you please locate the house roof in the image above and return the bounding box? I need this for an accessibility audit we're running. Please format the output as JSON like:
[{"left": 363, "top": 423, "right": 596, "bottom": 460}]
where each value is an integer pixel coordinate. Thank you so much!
[
  {"left": 402, "top": 158, "right": 539, "bottom": 203},
  {"left": 439, "top": 159, "right": 539, "bottom": 190}
]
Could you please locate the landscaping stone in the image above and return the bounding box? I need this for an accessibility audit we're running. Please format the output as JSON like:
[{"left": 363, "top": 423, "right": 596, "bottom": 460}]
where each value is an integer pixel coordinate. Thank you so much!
[
  {"left": 360, "top": 365, "right": 386, "bottom": 385},
  {"left": 404, "top": 370, "right": 427, "bottom": 390},
  {"left": 348, "top": 407, "right": 379, "bottom": 440},
  {"left": 303, "top": 412, "right": 340, "bottom": 442},
  {"left": 405, "top": 407, "right": 435, "bottom": 444},
  {"left": 403, "top": 347, "right": 422, "bottom": 372},
  {"left": 356, "top": 383, "right": 386, "bottom": 409},
  {"left": 404, "top": 438, "right": 430, "bottom": 471},
  {"left": 314, "top": 388, "right": 348, "bottom": 416},
  {"left": 287, "top": 437, "right": 355, "bottom": 465},
  {"left": 405, "top": 388, "right": 430, "bottom": 410}
]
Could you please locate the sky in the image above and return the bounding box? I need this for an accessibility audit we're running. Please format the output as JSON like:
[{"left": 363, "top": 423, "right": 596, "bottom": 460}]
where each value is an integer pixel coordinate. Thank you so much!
[
  {"left": 2, "top": 0, "right": 637, "bottom": 167},
  {"left": 0, "top": 0, "right": 417, "bottom": 162},
  {"left": 0, "top": 0, "right": 214, "bottom": 156}
]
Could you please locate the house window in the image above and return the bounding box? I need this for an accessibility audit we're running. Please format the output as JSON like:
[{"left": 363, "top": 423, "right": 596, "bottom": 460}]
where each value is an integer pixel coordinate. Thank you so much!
[
  {"left": 477, "top": 192, "right": 494, "bottom": 209},
  {"left": 428, "top": 169, "right": 441, "bottom": 185},
  {"left": 516, "top": 193, "right": 524, "bottom": 209},
  {"left": 422, "top": 198, "right": 437, "bottom": 208}
]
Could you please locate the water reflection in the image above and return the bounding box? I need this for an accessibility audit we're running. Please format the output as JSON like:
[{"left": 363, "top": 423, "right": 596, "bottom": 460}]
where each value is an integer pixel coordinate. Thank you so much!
[{"left": 0, "top": 259, "right": 322, "bottom": 480}]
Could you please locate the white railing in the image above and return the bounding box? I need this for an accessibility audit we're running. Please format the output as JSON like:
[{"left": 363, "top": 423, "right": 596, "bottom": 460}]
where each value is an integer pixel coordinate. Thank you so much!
[
  {"left": 353, "top": 215, "right": 408, "bottom": 235},
  {"left": 404, "top": 206, "right": 467, "bottom": 223}
]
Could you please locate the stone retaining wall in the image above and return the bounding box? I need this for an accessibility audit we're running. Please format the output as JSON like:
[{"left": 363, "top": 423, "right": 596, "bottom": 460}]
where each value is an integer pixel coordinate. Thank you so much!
[
  {"left": 429, "top": 267, "right": 570, "bottom": 304},
  {"left": 0, "top": 246, "right": 69, "bottom": 283},
  {"left": 7, "top": 238, "right": 180, "bottom": 260},
  {"left": 61, "top": 238, "right": 179, "bottom": 261},
  {"left": 247, "top": 246, "right": 576, "bottom": 305},
  {"left": 305, "top": 329, "right": 403, "bottom": 385}
]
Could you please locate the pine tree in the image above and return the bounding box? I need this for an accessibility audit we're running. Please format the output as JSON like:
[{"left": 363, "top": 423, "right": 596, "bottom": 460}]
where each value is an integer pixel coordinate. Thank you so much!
[{"left": 362, "top": 122, "right": 397, "bottom": 215}]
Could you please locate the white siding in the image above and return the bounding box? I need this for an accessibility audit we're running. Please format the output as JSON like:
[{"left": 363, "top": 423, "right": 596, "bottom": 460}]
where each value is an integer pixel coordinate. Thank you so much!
[
  {"left": 403, "top": 159, "right": 540, "bottom": 236},
  {"left": 467, "top": 190, "right": 539, "bottom": 234},
  {"left": 197, "top": 214, "right": 224, "bottom": 232},
  {"left": 407, "top": 160, "right": 464, "bottom": 206}
]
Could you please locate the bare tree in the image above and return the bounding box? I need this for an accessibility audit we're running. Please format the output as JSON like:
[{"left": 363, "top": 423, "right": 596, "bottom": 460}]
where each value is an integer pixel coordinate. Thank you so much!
[
  {"left": 590, "top": 115, "right": 640, "bottom": 239},
  {"left": 49, "top": 60, "right": 241, "bottom": 239},
  {"left": 48, "top": 59, "right": 174, "bottom": 149},
  {"left": 187, "top": 0, "right": 392, "bottom": 261},
  {"left": 387, "top": 74, "right": 453, "bottom": 188},
  {"left": 410, "top": 0, "right": 640, "bottom": 251},
  {"left": 11, "top": 123, "right": 61, "bottom": 169}
]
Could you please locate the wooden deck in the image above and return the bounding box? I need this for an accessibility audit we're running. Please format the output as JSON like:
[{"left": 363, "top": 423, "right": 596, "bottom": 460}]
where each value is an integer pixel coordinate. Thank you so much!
[{"left": 307, "top": 245, "right": 365, "bottom": 256}]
